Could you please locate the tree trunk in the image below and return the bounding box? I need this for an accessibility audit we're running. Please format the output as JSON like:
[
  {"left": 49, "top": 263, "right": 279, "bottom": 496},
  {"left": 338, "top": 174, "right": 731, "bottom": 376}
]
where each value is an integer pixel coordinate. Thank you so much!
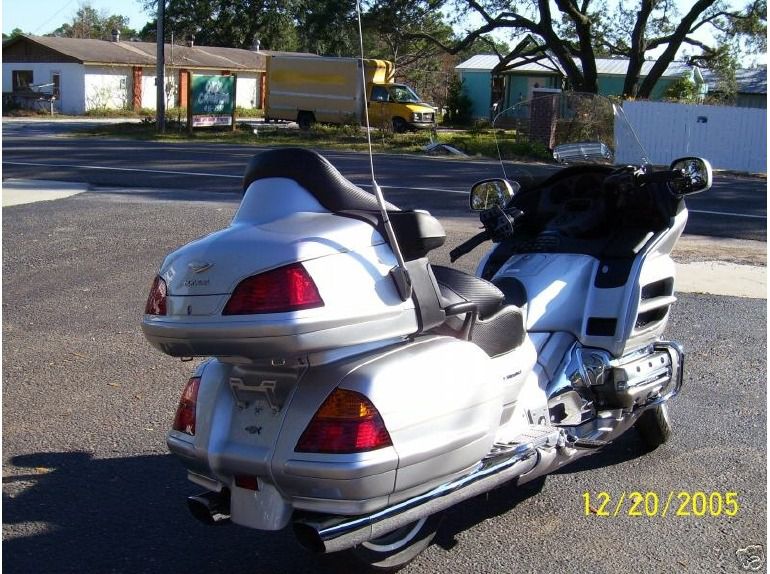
[
  {"left": 623, "top": 0, "right": 653, "bottom": 97},
  {"left": 637, "top": 0, "right": 716, "bottom": 98}
]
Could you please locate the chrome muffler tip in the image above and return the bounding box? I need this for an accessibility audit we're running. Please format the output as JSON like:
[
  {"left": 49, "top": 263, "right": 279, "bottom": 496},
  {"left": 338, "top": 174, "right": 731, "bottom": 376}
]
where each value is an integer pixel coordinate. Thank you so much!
[
  {"left": 292, "top": 522, "right": 327, "bottom": 553},
  {"left": 187, "top": 490, "right": 231, "bottom": 525}
]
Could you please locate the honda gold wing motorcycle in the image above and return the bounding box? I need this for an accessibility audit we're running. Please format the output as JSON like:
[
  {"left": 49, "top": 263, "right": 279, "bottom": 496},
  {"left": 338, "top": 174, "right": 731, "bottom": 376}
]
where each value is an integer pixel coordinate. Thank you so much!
[{"left": 141, "top": 92, "right": 712, "bottom": 570}]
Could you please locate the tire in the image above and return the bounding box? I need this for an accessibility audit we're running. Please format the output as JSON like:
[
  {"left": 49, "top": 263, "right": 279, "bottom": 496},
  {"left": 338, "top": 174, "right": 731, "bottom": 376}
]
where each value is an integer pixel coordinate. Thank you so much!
[
  {"left": 348, "top": 513, "right": 442, "bottom": 572},
  {"left": 635, "top": 403, "right": 672, "bottom": 451},
  {"left": 391, "top": 117, "right": 408, "bottom": 133},
  {"left": 297, "top": 112, "right": 314, "bottom": 131}
]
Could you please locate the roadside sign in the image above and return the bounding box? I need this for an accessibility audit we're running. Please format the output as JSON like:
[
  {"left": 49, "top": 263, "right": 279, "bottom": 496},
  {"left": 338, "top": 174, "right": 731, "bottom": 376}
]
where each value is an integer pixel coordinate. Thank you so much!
[{"left": 188, "top": 73, "right": 237, "bottom": 131}]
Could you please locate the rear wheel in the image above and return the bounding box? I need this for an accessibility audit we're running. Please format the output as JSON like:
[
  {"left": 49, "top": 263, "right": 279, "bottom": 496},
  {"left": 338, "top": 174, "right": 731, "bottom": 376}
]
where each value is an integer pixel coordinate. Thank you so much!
[
  {"left": 297, "top": 111, "right": 314, "bottom": 131},
  {"left": 349, "top": 513, "right": 442, "bottom": 571},
  {"left": 635, "top": 403, "right": 672, "bottom": 451}
]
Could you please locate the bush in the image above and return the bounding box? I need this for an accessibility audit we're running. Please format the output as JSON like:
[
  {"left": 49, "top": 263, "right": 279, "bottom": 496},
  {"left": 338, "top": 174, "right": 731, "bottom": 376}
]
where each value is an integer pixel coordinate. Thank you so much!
[
  {"left": 443, "top": 76, "right": 473, "bottom": 126},
  {"left": 663, "top": 75, "right": 700, "bottom": 103},
  {"left": 235, "top": 106, "right": 264, "bottom": 118}
]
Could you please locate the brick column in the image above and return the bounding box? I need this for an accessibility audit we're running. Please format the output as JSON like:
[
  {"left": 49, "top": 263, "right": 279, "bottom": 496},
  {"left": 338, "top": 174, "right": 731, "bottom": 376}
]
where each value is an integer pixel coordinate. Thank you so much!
[
  {"left": 132, "top": 67, "right": 142, "bottom": 111},
  {"left": 530, "top": 93, "right": 558, "bottom": 149},
  {"left": 179, "top": 69, "right": 189, "bottom": 108}
]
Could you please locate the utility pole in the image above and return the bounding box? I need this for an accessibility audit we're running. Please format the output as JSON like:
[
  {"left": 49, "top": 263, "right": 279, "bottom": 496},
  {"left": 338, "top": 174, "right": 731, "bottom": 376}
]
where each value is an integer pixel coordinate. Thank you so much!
[{"left": 156, "top": 0, "right": 165, "bottom": 133}]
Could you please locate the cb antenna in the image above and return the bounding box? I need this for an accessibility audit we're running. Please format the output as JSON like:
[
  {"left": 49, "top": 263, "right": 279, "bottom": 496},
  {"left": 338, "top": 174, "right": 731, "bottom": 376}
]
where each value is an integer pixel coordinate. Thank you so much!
[{"left": 355, "top": 0, "right": 412, "bottom": 301}]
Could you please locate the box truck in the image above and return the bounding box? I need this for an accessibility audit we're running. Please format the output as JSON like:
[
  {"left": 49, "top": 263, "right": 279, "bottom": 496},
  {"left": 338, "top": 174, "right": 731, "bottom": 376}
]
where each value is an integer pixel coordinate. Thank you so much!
[{"left": 264, "top": 55, "right": 436, "bottom": 132}]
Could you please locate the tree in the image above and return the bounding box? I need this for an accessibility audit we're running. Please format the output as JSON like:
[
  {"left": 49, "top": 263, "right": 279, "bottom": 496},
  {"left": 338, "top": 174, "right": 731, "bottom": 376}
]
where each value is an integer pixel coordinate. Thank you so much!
[
  {"left": 419, "top": 0, "right": 766, "bottom": 98},
  {"left": 295, "top": 0, "right": 359, "bottom": 55},
  {"left": 139, "top": 0, "right": 300, "bottom": 50},
  {"left": 50, "top": 4, "right": 137, "bottom": 40},
  {"left": 3, "top": 28, "right": 28, "bottom": 41}
]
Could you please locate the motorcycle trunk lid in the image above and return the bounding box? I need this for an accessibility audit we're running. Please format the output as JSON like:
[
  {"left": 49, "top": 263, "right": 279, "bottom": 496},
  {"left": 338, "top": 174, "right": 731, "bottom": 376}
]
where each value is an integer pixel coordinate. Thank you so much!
[{"left": 142, "top": 178, "right": 432, "bottom": 360}]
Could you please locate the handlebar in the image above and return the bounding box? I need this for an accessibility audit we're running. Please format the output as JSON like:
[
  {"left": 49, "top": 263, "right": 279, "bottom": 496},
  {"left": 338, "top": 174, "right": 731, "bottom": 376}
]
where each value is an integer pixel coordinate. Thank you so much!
[
  {"left": 450, "top": 205, "right": 524, "bottom": 262},
  {"left": 635, "top": 169, "right": 687, "bottom": 186},
  {"left": 449, "top": 230, "right": 490, "bottom": 263}
]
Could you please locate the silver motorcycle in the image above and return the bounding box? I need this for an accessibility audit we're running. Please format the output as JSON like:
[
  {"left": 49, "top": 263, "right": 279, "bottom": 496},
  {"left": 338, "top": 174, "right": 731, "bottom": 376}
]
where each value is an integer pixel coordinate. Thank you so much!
[{"left": 142, "top": 92, "right": 712, "bottom": 570}]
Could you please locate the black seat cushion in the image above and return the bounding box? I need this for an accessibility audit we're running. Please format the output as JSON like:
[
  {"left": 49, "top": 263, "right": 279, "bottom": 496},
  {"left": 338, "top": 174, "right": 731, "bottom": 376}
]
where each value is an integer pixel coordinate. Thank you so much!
[
  {"left": 431, "top": 265, "right": 525, "bottom": 357},
  {"left": 242, "top": 148, "right": 445, "bottom": 260},
  {"left": 470, "top": 306, "right": 526, "bottom": 357},
  {"left": 242, "top": 147, "right": 398, "bottom": 211},
  {"left": 432, "top": 265, "right": 505, "bottom": 320}
]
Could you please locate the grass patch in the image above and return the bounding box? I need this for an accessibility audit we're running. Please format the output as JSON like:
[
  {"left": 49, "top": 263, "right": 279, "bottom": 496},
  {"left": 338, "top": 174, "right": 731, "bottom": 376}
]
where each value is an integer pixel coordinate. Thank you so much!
[{"left": 76, "top": 120, "right": 552, "bottom": 162}]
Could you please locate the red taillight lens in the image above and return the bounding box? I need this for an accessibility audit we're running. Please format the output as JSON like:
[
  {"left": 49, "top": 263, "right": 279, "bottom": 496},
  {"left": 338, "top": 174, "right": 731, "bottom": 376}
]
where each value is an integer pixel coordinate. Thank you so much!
[
  {"left": 222, "top": 263, "right": 324, "bottom": 315},
  {"left": 172, "top": 377, "right": 201, "bottom": 435},
  {"left": 145, "top": 276, "right": 167, "bottom": 316},
  {"left": 295, "top": 389, "right": 392, "bottom": 454}
]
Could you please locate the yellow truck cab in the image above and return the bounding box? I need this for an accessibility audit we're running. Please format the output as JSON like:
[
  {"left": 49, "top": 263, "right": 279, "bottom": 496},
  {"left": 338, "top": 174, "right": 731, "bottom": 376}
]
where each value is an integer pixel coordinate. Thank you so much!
[
  {"left": 368, "top": 83, "right": 435, "bottom": 132},
  {"left": 264, "top": 55, "right": 435, "bottom": 132}
]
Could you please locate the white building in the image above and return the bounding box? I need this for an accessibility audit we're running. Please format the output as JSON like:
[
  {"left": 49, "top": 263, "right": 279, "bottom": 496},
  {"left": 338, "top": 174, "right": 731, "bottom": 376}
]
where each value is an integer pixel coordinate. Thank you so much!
[{"left": 2, "top": 34, "right": 271, "bottom": 115}]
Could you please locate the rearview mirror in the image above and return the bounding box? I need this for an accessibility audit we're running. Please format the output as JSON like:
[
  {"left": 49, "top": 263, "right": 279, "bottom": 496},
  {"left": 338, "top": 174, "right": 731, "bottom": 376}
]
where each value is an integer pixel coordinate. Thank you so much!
[
  {"left": 470, "top": 179, "right": 519, "bottom": 211},
  {"left": 669, "top": 157, "right": 713, "bottom": 195}
]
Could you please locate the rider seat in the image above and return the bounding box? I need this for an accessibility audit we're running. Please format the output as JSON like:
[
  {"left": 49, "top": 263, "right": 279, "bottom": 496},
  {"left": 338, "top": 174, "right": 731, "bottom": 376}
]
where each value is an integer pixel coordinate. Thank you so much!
[{"left": 432, "top": 266, "right": 526, "bottom": 357}]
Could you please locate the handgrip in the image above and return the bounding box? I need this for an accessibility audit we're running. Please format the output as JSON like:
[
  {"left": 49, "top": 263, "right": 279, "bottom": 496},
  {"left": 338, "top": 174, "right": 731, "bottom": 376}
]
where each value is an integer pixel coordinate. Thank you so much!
[{"left": 449, "top": 231, "right": 489, "bottom": 262}]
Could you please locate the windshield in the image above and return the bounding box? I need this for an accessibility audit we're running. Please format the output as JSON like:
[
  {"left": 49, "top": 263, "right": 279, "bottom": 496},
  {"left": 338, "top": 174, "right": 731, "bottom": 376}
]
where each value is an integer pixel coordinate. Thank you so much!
[
  {"left": 388, "top": 84, "right": 421, "bottom": 103},
  {"left": 492, "top": 92, "right": 649, "bottom": 167}
]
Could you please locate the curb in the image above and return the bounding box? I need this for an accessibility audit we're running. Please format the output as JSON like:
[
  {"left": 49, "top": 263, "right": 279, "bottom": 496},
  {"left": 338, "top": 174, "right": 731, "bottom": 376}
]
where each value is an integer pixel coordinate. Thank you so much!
[{"left": 2, "top": 179, "right": 89, "bottom": 206}]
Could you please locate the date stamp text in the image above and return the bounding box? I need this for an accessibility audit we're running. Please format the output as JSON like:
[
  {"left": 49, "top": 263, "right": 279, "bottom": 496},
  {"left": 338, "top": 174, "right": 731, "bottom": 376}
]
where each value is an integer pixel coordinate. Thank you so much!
[{"left": 582, "top": 491, "right": 740, "bottom": 518}]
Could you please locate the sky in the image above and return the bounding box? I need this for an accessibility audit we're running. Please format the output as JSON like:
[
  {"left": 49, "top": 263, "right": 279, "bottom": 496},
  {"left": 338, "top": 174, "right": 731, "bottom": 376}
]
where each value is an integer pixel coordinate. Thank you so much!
[
  {"left": 3, "top": 0, "right": 765, "bottom": 66},
  {"left": 3, "top": 0, "right": 151, "bottom": 35}
]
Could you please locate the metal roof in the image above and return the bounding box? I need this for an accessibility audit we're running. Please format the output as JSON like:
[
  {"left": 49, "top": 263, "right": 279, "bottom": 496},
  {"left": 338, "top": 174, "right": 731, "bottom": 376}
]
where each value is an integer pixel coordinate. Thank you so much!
[
  {"left": 458, "top": 53, "right": 701, "bottom": 80},
  {"left": 455, "top": 54, "right": 501, "bottom": 71},
  {"left": 703, "top": 66, "right": 766, "bottom": 94},
  {"left": 594, "top": 58, "right": 694, "bottom": 78},
  {"left": 2, "top": 35, "right": 275, "bottom": 70}
]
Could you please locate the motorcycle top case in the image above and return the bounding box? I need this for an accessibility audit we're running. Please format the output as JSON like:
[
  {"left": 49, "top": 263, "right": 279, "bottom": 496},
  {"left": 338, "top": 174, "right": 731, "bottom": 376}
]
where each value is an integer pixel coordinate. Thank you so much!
[{"left": 142, "top": 177, "right": 422, "bottom": 360}]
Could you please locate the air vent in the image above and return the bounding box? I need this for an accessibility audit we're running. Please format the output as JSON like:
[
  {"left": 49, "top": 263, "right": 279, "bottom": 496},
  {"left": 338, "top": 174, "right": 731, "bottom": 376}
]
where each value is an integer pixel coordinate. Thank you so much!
[
  {"left": 587, "top": 317, "right": 617, "bottom": 336},
  {"left": 641, "top": 278, "right": 674, "bottom": 300}
]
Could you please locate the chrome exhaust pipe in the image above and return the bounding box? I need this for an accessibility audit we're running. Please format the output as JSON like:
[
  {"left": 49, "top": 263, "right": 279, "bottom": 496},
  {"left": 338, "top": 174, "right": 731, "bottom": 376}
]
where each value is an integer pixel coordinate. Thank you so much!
[
  {"left": 187, "top": 490, "right": 231, "bottom": 525},
  {"left": 293, "top": 444, "right": 539, "bottom": 554}
]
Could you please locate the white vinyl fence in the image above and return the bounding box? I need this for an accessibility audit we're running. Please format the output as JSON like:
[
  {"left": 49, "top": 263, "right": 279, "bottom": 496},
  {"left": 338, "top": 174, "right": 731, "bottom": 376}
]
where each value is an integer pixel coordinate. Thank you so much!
[{"left": 621, "top": 100, "right": 767, "bottom": 174}]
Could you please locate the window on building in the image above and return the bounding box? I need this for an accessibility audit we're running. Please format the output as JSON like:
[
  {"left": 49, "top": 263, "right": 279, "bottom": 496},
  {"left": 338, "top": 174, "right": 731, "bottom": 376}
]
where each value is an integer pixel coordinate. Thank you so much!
[
  {"left": 12, "top": 70, "right": 33, "bottom": 91},
  {"left": 52, "top": 73, "right": 61, "bottom": 98}
]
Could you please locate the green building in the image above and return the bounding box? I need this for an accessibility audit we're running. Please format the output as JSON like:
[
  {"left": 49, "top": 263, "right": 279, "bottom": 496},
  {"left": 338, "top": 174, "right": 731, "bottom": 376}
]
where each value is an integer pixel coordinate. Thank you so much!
[{"left": 456, "top": 53, "right": 707, "bottom": 121}]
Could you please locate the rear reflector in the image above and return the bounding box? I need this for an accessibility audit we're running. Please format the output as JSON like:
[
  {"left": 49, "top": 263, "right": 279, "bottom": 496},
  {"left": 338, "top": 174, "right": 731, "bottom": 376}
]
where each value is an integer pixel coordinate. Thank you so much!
[
  {"left": 172, "top": 377, "right": 201, "bottom": 435},
  {"left": 223, "top": 263, "right": 324, "bottom": 315},
  {"left": 296, "top": 389, "right": 392, "bottom": 454},
  {"left": 145, "top": 276, "right": 167, "bottom": 316},
  {"left": 234, "top": 476, "right": 259, "bottom": 490}
]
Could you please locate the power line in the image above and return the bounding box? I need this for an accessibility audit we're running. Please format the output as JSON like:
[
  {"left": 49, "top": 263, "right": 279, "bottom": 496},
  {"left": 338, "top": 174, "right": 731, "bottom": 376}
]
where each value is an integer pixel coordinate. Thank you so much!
[{"left": 33, "top": 0, "right": 78, "bottom": 34}]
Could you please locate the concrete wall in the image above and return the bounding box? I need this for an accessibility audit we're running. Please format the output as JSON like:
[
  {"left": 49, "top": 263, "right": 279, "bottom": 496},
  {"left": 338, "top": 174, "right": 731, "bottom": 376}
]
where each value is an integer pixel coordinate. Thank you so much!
[
  {"left": 3, "top": 62, "right": 264, "bottom": 113},
  {"left": 3, "top": 62, "right": 85, "bottom": 114},
  {"left": 621, "top": 100, "right": 767, "bottom": 173},
  {"left": 84, "top": 66, "right": 131, "bottom": 111},
  {"left": 235, "top": 73, "right": 260, "bottom": 109}
]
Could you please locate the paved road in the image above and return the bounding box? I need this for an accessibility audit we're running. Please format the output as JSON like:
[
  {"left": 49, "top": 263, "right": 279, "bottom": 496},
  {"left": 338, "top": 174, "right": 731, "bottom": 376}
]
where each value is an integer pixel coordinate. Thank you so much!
[
  {"left": 2, "top": 185, "right": 766, "bottom": 573},
  {"left": 2, "top": 123, "right": 766, "bottom": 241}
]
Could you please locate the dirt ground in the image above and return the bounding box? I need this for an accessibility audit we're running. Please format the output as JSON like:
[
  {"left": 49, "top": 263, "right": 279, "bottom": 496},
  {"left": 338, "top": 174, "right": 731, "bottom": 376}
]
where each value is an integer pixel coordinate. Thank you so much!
[{"left": 673, "top": 235, "right": 767, "bottom": 266}]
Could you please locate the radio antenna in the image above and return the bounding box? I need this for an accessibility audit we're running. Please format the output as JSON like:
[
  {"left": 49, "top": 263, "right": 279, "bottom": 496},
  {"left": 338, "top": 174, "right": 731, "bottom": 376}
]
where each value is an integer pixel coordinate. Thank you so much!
[{"left": 355, "top": 0, "right": 412, "bottom": 301}]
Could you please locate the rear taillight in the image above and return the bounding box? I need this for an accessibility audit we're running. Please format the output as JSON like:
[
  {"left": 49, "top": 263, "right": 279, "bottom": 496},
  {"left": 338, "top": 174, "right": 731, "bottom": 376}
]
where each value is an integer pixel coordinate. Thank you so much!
[
  {"left": 222, "top": 263, "right": 324, "bottom": 315},
  {"left": 295, "top": 389, "right": 392, "bottom": 454},
  {"left": 145, "top": 276, "right": 167, "bottom": 316},
  {"left": 172, "top": 377, "right": 201, "bottom": 435}
]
